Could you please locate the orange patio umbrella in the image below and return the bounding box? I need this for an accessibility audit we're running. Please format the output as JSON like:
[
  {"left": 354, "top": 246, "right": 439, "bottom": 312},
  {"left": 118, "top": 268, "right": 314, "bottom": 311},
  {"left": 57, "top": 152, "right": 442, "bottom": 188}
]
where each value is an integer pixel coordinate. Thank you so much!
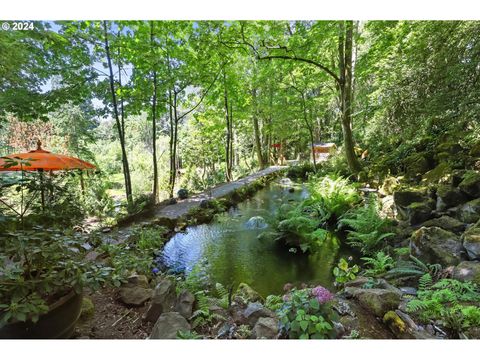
[
  {"left": 0, "top": 140, "right": 96, "bottom": 171},
  {"left": 0, "top": 140, "right": 96, "bottom": 212}
]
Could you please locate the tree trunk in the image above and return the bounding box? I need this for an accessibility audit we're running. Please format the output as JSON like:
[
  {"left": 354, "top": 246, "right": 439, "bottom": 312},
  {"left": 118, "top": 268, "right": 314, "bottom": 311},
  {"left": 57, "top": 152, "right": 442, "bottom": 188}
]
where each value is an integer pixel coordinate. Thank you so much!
[
  {"left": 103, "top": 21, "right": 133, "bottom": 207},
  {"left": 301, "top": 94, "right": 317, "bottom": 171},
  {"left": 150, "top": 22, "right": 158, "bottom": 202},
  {"left": 223, "top": 69, "right": 233, "bottom": 182},
  {"left": 251, "top": 88, "right": 265, "bottom": 168},
  {"left": 339, "top": 20, "right": 362, "bottom": 173}
]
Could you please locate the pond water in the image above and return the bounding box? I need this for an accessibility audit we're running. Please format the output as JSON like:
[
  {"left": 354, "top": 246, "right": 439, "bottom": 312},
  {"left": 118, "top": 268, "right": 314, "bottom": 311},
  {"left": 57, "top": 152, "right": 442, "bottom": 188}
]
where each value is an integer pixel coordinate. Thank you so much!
[{"left": 161, "top": 180, "right": 354, "bottom": 296}]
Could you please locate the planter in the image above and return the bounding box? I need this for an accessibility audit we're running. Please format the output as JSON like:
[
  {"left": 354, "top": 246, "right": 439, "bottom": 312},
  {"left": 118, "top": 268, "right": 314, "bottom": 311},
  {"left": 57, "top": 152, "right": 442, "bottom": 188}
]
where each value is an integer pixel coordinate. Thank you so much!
[{"left": 0, "top": 290, "right": 83, "bottom": 339}]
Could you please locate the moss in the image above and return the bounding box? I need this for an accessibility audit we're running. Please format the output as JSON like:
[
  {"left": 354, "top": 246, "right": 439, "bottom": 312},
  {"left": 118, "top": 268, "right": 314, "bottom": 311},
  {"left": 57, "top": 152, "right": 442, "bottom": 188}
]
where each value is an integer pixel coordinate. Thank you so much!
[
  {"left": 80, "top": 297, "right": 95, "bottom": 320},
  {"left": 422, "top": 162, "right": 451, "bottom": 184},
  {"left": 383, "top": 311, "right": 406, "bottom": 334}
]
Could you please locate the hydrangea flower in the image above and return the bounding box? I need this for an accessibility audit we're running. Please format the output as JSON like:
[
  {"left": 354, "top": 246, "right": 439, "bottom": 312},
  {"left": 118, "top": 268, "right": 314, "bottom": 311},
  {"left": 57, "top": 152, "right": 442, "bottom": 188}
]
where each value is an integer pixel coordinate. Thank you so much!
[
  {"left": 311, "top": 286, "right": 334, "bottom": 304},
  {"left": 152, "top": 267, "right": 159, "bottom": 274}
]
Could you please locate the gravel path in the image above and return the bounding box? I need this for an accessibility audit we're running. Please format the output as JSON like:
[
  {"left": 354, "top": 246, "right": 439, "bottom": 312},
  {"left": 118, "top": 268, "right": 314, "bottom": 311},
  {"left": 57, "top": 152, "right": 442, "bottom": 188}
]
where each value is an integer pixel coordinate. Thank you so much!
[{"left": 154, "top": 166, "right": 286, "bottom": 220}]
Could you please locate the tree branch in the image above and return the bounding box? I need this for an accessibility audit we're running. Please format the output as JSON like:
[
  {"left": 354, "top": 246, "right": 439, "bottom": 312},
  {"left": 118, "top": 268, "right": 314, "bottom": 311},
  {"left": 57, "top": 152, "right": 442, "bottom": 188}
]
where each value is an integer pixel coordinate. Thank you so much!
[{"left": 258, "top": 55, "right": 340, "bottom": 85}]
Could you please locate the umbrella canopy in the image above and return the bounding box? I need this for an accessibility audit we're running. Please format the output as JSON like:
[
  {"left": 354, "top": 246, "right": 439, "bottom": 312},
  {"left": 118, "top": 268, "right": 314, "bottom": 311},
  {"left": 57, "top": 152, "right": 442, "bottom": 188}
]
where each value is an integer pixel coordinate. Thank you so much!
[{"left": 0, "top": 141, "right": 96, "bottom": 171}]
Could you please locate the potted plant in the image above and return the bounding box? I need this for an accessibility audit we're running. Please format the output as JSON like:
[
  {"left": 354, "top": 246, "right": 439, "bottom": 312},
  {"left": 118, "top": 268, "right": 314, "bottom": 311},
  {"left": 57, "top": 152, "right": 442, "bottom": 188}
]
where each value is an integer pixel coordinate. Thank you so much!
[{"left": 0, "top": 227, "right": 111, "bottom": 338}]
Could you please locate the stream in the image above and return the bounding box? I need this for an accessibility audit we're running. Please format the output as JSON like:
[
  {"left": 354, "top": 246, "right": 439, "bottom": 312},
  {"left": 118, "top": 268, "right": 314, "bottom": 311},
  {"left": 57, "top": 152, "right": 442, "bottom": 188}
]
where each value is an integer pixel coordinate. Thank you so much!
[{"left": 161, "top": 179, "right": 354, "bottom": 297}]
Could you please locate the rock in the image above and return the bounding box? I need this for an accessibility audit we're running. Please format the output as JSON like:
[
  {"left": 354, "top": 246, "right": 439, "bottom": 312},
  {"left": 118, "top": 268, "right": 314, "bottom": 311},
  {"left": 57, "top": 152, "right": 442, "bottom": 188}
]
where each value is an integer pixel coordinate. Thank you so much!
[
  {"left": 199, "top": 199, "right": 209, "bottom": 209},
  {"left": 168, "top": 198, "right": 177, "bottom": 205},
  {"left": 80, "top": 297, "right": 95, "bottom": 320},
  {"left": 470, "top": 141, "right": 480, "bottom": 157},
  {"left": 101, "top": 227, "right": 112, "bottom": 233},
  {"left": 421, "top": 216, "right": 466, "bottom": 234},
  {"left": 462, "top": 221, "right": 480, "bottom": 260},
  {"left": 118, "top": 286, "right": 153, "bottom": 307},
  {"left": 244, "top": 216, "right": 268, "bottom": 229},
  {"left": 422, "top": 163, "right": 451, "bottom": 184},
  {"left": 216, "top": 322, "right": 235, "bottom": 339},
  {"left": 406, "top": 200, "right": 435, "bottom": 225},
  {"left": 436, "top": 185, "right": 467, "bottom": 211},
  {"left": 399, "top": 287, "right": 417, "bottom": 296},
  {"left": 459, "top": 171, "right": 480, "bottom": 198},
  {"left": 235, "top": 283, "right": 263, "bottom": 303},
  {"left": 463, "top": 327, "right": 480, "bottom": 339},
  {"left": 452, "top": 261, "right": 480, "bottom": 284},
  {"left": 243, "top": 302, "right": 275, "bottom": 326},
  {"left": 403, "top": 153, "right": 430, "bottom": 178},
  {"left": 177, "top": 188, "right": 189, "bottom": 200},
  {"left": 252, "top": 317, "right": 279, "bottom": 339},
  {"left": 144, "top": 279, "right": 177, "bottom": 322},
  {"left": 150, "top": 312, "right": 190, "bottom": 339},
  {"left": 456, "top": 198, "right": 480, "bottom": 224},
  {"left": 410, "top": 226, "right": 465, "bottom": 266},
  {"left": 380, "top": 195, "right": 396, "bottom": 218},
  {"left": 126, "top": 274, "right": 149, "bottom": 288},
  {"left": 175, "top": 289, "right": 195, "bottom": 319},
  {"left": 288, "top": 187, "right": 295, "bottom": 193},
  {"left": 383, "top": 310, "right": 435, "bottom": 339},
  {"left": 394, "top": 190, "right": 427, "bottom": 220},
  {"left": 351, "top": 288, "right": 401, "bottom": 317}
]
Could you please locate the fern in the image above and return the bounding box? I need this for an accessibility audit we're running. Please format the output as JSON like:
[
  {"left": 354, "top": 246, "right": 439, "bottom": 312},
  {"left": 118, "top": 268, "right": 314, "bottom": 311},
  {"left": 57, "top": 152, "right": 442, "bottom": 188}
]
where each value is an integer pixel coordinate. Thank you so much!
[
  {"left": 190, "top": 290, "right": 226, "bottom": 329},
  {"left": 214, "top": 283, "right": 230, "bottom": 310},
  {"left": 340, "top": 195, "right": 394, "bottom": 255},
  {"left": 361, "top": 251, "right": 395, "bottom": 276},
  {"left": 386, "top": 255, "right": 442, "bottom": 280},
  {"left": 418, "top": 273, "right": 432, "bottom": 291}
]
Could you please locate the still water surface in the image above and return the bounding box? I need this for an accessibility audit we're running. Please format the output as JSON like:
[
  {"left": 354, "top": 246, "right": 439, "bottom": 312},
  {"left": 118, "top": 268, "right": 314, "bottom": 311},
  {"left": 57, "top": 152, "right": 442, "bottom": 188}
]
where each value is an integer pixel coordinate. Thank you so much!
[{"left": 162, "top": 180, "right": 352, "bottom": 296}]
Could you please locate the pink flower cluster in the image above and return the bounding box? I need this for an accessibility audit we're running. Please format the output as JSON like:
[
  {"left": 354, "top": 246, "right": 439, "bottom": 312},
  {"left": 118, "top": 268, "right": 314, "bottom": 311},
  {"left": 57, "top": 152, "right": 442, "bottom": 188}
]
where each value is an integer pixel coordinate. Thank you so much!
[{"left": 311, "top": 286, "right": 334, "bottom": 304}]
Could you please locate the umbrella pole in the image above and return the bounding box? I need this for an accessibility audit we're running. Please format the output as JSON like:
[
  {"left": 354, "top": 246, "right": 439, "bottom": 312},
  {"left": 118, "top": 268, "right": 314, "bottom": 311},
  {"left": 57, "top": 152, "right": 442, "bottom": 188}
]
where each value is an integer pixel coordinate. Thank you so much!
[{"left": 39, "top": 169, "right": 45, "bottom": 212}]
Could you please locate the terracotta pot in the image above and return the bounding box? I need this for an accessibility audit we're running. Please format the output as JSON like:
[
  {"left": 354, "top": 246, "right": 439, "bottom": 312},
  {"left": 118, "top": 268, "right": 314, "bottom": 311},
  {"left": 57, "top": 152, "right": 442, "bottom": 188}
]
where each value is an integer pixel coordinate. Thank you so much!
[{"left": 0, "top": 290, "right": 83, "bottom": 339}]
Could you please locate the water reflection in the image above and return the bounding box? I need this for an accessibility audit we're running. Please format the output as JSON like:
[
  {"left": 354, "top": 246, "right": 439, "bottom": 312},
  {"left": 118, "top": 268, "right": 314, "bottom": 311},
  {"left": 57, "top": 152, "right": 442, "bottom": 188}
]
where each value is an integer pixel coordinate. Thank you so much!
[{"left": 161, "top": 181, "right": 352, "bottom": 296}]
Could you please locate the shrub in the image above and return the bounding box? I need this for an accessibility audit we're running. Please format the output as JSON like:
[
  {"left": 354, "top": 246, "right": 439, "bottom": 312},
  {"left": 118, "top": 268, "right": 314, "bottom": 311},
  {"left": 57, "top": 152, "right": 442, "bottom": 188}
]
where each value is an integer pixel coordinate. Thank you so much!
[
  {"left": 277, "top": 287, "right": 336, "bottom": 339},
  {"left": 333, "top": 257, "right": 360, "bottom": 286}
]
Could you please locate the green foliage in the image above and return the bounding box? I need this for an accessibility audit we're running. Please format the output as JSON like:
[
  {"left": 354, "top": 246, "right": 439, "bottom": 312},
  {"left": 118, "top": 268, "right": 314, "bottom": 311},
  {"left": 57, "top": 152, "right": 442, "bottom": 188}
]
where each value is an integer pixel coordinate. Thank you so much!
[
  {"left": 214, "top": 282, "right": 230, "bottom": 310},
  {"left": 406, "top": 279, "right": 480, "bottom": 335},
  {"left": 190, "top": 291, "right": 226, "bottom": 330},
  {"left": 277, "top": 288, "right": 336, "bottom": 339},
  {"left": 340, "top": 195, "right": 394, "bottom": 255},
  {"left": 361, "top": 251, "right": 395, "bottom": 277},
  {"left": 307, "top": 175, "right": 360, "bottom": 224},
  {"left": 0, "top": 228, "right": 112, "bottom": 326},
  {"left": 386, "top": 255, "right": 442, "bottom": 281},
  {"left": 265, "top": 294, "right": 283, "bottom": 312},
  {"left": 333, "top": 258, "right": 360, "bottom": 286}
]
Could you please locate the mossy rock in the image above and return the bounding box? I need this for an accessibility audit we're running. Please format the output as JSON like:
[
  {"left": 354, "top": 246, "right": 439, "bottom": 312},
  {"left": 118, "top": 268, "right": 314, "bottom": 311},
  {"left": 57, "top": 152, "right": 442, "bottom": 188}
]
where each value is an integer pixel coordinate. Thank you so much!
[
  {"left": 403, "top": 153, "right": 431, "bottom": 177},
  {"left": 383, "top": 311, "right": 407, "bottom": 336},
  {"left": 422, "top": 216, "right": 466, "bottom": 234},
  {"left": 435, "top": 184, "right": 467, "bottom": 211},
  {"left": 80, "top": 297, "right": 95, "bottom": 320},
  {"left": 235, "top": 283, "right": 263, "bottom": 304},
  {"left": 422, "top": 162, "right": 451, "bottom": 184},
  {"left": 410, "top": 226, "right": 464, "bottom": 266},
  {"left": 452, "top": 261, "right": 480, "bottom": 285},
  {"left": 456, "top": 198, "right": 480, "bottom": 224},
  {"left": 406, "top": 199, "right": 435, "bottom": 225},
  {"left": 459, "top": 171, "right": 480, "bottom": 198},
  {"left": 462, "top": 220, "right": 480, "bottom": 260},
  {"left": 353, "top": 288, "right": 401, "bottom": 318}
]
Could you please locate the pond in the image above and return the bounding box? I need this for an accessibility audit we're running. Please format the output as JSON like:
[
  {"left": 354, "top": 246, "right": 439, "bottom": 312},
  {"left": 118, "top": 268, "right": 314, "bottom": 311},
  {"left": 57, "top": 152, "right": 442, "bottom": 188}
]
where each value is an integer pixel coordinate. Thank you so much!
[{"left": 161, "top": 179, "right": 354, "bottom": 297}]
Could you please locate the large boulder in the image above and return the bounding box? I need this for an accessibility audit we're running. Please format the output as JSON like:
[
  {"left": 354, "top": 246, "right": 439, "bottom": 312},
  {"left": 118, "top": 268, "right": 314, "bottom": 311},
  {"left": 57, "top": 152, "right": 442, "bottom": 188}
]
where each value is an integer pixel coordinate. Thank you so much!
[
  {"left": 252, "top": 317, "right": 279, "bottom": 339},
  {"left": 144, "top": 279, "right": 177, "bottom": 322},
  {"left": 175, "top": 289, "right": 195, "bottom": 319},
  {"left": 456, "top": 198, "right": 480, "bottom": 224},
  {"left": 351, "top": 288, "right": 401, "bottom": 318},
  {"left": 243, "top": 302, "right": 276, "bottom": 326},
  {"left": 410, "top": 226, "right": 465, "bottom": 266},
  {"left": 150, "top": 312, "right": 190, "bottom": 339},
  {"left": 421, "top": 216, "right": 466, "bottom": 234},
  {"left": 436, "top": 185, "right": 467, "bottom": 211},
  {"left": 462, "top": 221, "right": 480, "bottom": 260},
  {"left": 459, "top": 171, "right": 480, "bottom": 198},
  {"left": 393, "top": 190, "right": 432, "bottom": 223},
  {"left": 452, "top": 261, "right": 480, "bottom": 284}
]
